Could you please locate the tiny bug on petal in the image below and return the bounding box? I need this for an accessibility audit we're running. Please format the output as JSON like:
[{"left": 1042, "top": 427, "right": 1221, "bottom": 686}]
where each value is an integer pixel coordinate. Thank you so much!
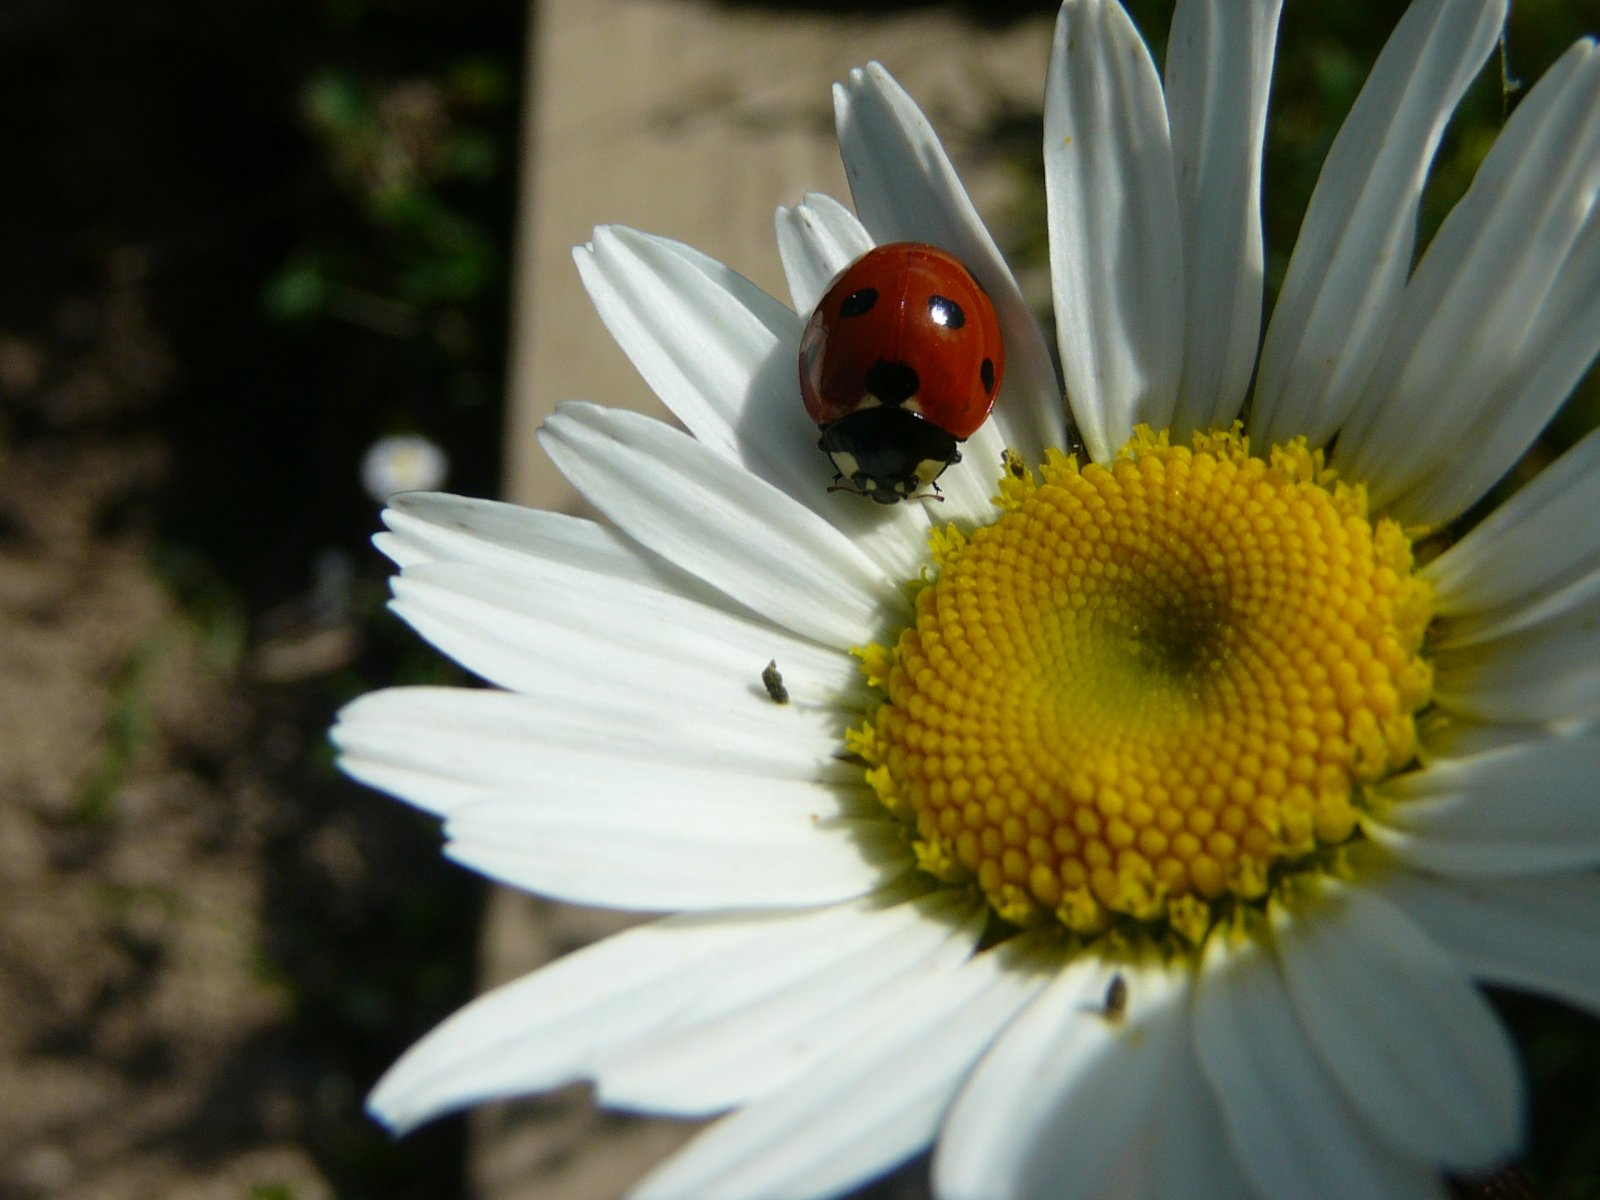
[
  {"left": 761, "top": 660, "right": 789, "bottom": 704},
  {"left": 1102, "top": 972, "right": 1128, "bottom": 1021}
]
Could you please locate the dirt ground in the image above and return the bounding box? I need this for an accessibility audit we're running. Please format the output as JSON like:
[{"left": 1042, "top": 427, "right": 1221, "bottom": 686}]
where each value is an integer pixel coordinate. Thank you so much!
[
  {"left": 0, "top": 202, "right": 478, "bottom": 1200},
  {"left": 0, "top": 2, "right": 507, "bottom": 1197}
]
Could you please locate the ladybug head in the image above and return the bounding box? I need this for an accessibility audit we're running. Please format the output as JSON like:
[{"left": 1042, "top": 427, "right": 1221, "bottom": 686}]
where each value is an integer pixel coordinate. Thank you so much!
[{"left": 816, "top": 405, "right": 961, "bottom": 504}]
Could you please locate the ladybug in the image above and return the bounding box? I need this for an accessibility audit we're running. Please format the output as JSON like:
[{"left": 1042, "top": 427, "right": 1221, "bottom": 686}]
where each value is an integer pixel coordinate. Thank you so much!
[{"left": 798, "top": 242, "right": 1004, "bottom": 503}]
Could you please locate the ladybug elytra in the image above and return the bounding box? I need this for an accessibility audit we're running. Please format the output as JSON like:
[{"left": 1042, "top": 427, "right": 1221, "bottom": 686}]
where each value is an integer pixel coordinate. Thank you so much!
[{"left": 798, "top": 242, "right": 1004, "bottom": 503}]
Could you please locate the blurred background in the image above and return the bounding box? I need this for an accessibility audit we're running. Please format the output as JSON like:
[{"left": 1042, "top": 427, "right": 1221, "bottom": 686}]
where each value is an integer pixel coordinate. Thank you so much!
[{"left": 0, "top": 1, "right": 1596, "bottom": 1198}]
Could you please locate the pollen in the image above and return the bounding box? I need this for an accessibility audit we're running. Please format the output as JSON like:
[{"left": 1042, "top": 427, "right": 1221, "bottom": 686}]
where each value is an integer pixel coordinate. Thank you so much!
[{"left": 853, "top": 427, "right": 1433, "bottom": 940}]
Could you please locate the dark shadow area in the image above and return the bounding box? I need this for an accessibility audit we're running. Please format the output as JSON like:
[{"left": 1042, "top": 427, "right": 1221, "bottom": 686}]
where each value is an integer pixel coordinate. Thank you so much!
[{"left": 0, "top": 0, "right": 519, "bottom": 1196}]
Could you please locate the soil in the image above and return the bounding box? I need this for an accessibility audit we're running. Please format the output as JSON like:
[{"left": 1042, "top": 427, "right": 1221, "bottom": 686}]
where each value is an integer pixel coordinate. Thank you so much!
[{"left": 0, "top": 2, "right": 511, "bottom": 1196}]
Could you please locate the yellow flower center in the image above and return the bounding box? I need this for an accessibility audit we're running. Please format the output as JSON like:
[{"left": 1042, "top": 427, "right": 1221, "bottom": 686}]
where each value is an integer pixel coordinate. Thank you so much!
[{"left": 851, "top": 427, "right": 1433, "bottom": 943}]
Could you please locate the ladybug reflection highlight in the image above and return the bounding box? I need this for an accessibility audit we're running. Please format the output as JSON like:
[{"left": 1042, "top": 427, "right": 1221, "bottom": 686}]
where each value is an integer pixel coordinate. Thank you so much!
[{"left": 799, "top": 242, "right": 1004, "bottom": 503}]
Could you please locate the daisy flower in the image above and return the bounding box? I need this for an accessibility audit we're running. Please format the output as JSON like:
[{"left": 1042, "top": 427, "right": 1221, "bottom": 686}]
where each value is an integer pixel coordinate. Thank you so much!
[{"left": 332, "top": 0, "right": 1600, "bottom": 1196}]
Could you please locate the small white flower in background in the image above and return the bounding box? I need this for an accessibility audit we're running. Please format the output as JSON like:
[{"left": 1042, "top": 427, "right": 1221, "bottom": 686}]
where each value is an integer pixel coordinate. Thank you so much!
[
  {"left": 360, "top": 432, "right": 448, "bottom": 502},
  {"left": 332, "top": 1, "right": 1600, "bottom": 1197}
]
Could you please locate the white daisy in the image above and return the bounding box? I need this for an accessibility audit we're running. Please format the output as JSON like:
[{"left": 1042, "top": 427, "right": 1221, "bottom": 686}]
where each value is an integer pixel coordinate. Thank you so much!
[{"left": 332, "top": 1, "right": 1600, "bottom": 1197}]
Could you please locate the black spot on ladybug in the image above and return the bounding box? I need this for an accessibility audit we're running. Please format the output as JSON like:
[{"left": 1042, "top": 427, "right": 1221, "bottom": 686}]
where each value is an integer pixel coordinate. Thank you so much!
[
  {"left": 840, "top": 287, "right": 878, "bottom": 318},
  {"left": 927, "top": 295, "right": 965, "bottom": 329},
  {"left": 864, "top": 360, "right": 920, "bottom": 406},
  {"left": 980, "top": 357, "right": 997, "bottom": 395}
]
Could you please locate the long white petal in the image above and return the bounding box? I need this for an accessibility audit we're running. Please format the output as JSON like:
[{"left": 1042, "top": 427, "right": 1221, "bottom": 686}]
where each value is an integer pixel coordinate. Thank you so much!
[
  {"left": 1091, "top": 1027, "right": 1257, "bottom": 1200},
  {"left": 382, "top": 555, "right": 866, "bottom": 713},
  {"left": 1045, "top": 0, "right": 1184, "bottom": 462},
  {"left": 333, "top": 683, "right": 856, "bottom": 818},
  {"left": 1433, "top": 594, "right": 1600, "bottom": 725},
  {"left": 444, "top": 786, "right": 903, "bottom": 912},
  {"left": 576, "top": 229, "right": 938, "bottom": 576},
  {"left": 1164, "top": 0, "right": 1283, "bottom": 435},
  {"left": 1193, "top": 933, "right": 1450, "bottom": 1200},
  {"left": 774, "top": 192, "right": 874, "bottom": 317},
  {"left": 594, "top": 890, "right": 986, "bottom": 1115},
  {"left": 1378, "top": 869, "right": 1600, "bottom": 1018},
  {"left": 575, "top": 225, "right": 801, "bottom": 470},
  {"left": 935, "top": 956, "right": 1185, "bottom": 1200},
  {"left": 834, "top": 62, "right": 1066, "bottom": 469},
  {"left": 375, "top": 491, "right": 677, "bottom": 587},
  {"left": 1146, "top": 1034, "right": 1257, "bottom": 1200},
  {"left": 1276, "top": 884, "right": 1521, "bottom": 1169},
  {"left": 539, "top": 403, "right": 906, "bottom": 648},
  {"left": 1250, "top": 0, "right": 1507, "bottom": 450},
  {"left": 1394, "top": 194, "right": 1600, "bottom": 524},
  {"left": 1416, "top": 711, "right": 1579, "bottom": 762},
  {"left": 370, "top": 898, "right": 913, "bottom": 1132},
  {"left": 628, "top": 940, "right": 1052, "bottom": 1200},
  {"left": 1424, "top": 423, "right": 1600, "bottom": 616},
  {"left": 1336, "top": 40, "right": 1600, "bottom": 521},
  {"left": 1366, "top": 737, "right": 1600, "bottom": 875}
]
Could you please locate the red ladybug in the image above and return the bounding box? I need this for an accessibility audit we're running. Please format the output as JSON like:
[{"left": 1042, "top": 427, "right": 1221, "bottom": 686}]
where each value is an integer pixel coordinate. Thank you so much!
[{"left": 798, "top": 242, "right": 1004, "bottom": 503}]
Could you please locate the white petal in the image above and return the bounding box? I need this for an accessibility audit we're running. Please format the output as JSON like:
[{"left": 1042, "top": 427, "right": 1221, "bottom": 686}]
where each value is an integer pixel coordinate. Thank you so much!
[
  {"left": 1433, "top": 593, "right": 1600, "bottom": 724},
  {"left": 1336, "top": 40, "right": 1600, "bottom": 521},
  {"left": 376, "top": 491, "right": 669, "bottom": 583},
  {"left": 774, "top": 192, "right": 873, "bottom": 317},
  {"left": 333, "top": 683, "right": 855, "bottom": 818},
  {"left": 1417, "top": 712, "right": 1581, "bottom": 762},
  {"left": 1366, "top": 737, "right": 1600, "bottom": 875},
  {"left": 1045, "top": 0, "right": 1184, "bottom": 462},
  {"left": 577, "top": 228, "right": 940, "bottom": 578},
  {"left": 1193, "top": 934, "right": 1450, "bottom": 1200},
  {"left": 370, "top": 898, "right": 910, "bottom": 1132},
  {"left": 539, "top": 403, "right": 906, "bottom": 647},
  {"left": 576, "top": 226, "right": 802, "bottom": 472},
  {"left": 594, "top": 889, "right": 986, "bottom": 1115},
  {"left": 1251, "top": 0, "right": 1507, "bottom": 450},
  {"left": 935, "top": 956, "right": 1185, "bottom": 1200},
  {"left": 1393, "top": 193, "right": 1600, "bottom": 525},
  {"left": 383, "top": 555, "right": 866, "bottom": 713},
  {"left": 1378, "top": 869, "right": 1600, "bottom": 1018},
  {"left": 629, "top": 940, "right": 1052, "bottom": 1200},
  {"left": 1091, "top": 1027, "right": 1256, "bottom": 1200},
  {"left": 1424, "top": 423, "right": 1600, "bottom": 616},
  {"left": 1145, "top": 1034, "right": 1256, "bottom": 1200},
  {"left": 1163, "top": 0, "right": 1283, "bottom": 435},
  {"left": 1434, "top": 562, "right": 1600, "bottom": 652},
  {"left": 373, "top": 492, "right": 742, "bottom": 639},
  {"left": 1276, "top": 884, "right": 1521, "bottom": 1169},
  {"left": 444, "top": 776, "right": 902, "bottom": 912},
  {"left": 833, "top": 62, "right": 1067, "bottom": 468}
]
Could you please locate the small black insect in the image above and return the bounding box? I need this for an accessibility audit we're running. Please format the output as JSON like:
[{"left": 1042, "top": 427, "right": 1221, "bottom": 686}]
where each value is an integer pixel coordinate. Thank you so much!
[
  {"left": 762, "top": 660, "right": 789, "bottom": 704},
  {"left": 1102, "top": 972, "right": 1128, "bottom": 1021}
]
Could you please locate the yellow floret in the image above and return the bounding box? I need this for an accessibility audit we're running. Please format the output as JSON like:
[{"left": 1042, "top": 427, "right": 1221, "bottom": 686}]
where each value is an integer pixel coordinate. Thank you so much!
[{"left": 855, "top": 425, "right": 1434, "bottom": 939}]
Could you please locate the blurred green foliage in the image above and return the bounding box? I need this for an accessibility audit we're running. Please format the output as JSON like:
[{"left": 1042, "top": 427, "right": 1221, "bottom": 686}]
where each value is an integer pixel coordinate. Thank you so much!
[{"left": 265, "top": 59, "right": 510, "bottom": 329}]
